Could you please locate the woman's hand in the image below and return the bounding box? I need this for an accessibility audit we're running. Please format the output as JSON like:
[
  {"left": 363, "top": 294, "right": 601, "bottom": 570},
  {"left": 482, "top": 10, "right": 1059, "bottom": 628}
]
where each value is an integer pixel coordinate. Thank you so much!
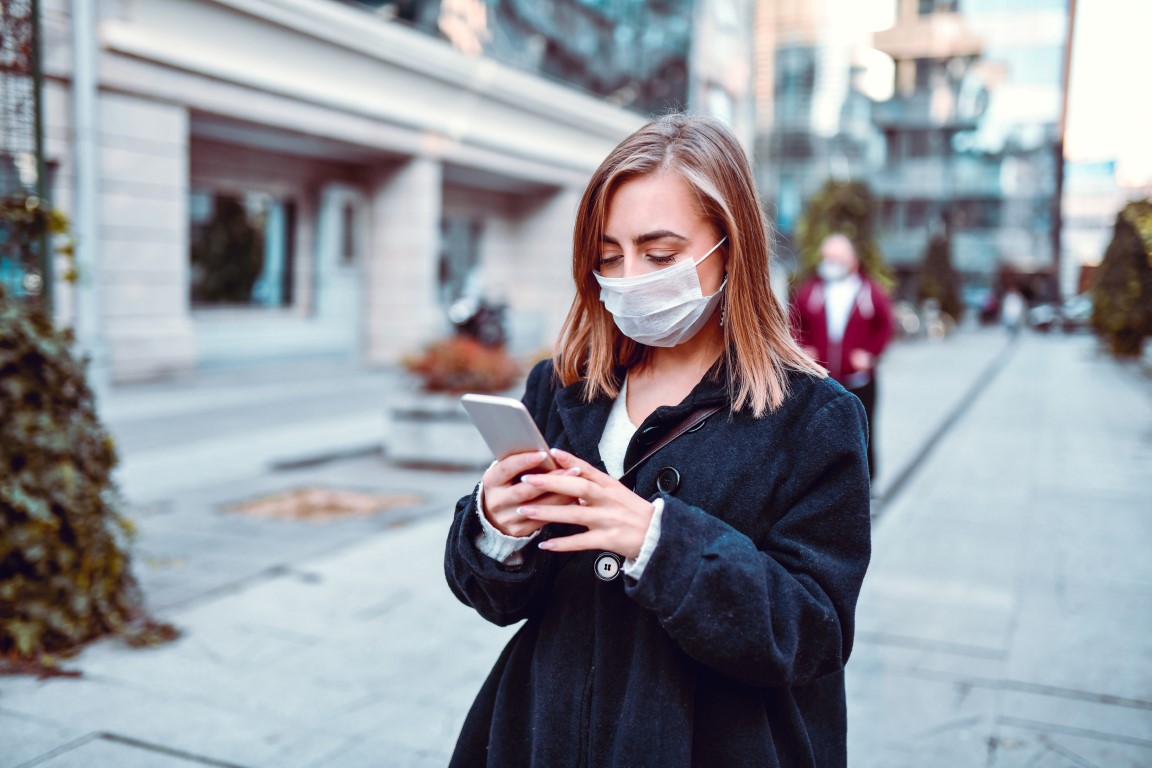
[
  {"left": 516, "top": 449, "right": 656, "bottom": 560},
  {"left": 481, "top": 451, "right": 581, "bottom": 538},
  {"left": 848, "top": 349, "right": 875, "bottom": 371}
]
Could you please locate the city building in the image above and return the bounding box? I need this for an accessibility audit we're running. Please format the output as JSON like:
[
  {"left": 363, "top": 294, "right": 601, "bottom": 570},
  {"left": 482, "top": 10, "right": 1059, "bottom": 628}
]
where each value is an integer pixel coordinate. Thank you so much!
[
  {"left": 23, "top": 0, "right": 760, "bottom": 383},
  {"left": 1062, "top": 160, "right": 1152, "bottom": 296},
  {"left": 753, "top": 0, "right": 888, "bottom": 241},
  {"left": 30, "top": 1, "right": 652, "bottom": 383},
  {"left": 757, "top": 0, "right": 1074, "bottom": 303}
]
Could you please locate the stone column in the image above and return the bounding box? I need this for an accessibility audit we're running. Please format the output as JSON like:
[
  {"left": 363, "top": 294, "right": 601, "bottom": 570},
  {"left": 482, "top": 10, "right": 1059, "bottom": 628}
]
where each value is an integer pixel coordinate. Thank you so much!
[
  {"left": 490, "top": 187, "right": 580, "bottom": 355},
  {"left": 97, "top": 92, "right": 197, "bottom": 381},
  {"left": 364, "top": 155, "right": 445, "bottom": 365}
]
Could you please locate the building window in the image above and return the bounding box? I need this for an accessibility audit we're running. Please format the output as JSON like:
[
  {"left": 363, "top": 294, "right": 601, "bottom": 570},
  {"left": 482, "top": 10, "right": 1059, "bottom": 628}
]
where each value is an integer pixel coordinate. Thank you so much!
[
  {"left": 885, "top": 130, "right": 901, "bottom": 164},
  {"left": 919, "top": 0, "right": 958, "bottom": 15},
  {"left": 954, "top": 198, "right": 1000, "bottom": 230},
  {"left": 341, "top": 201, "right": 357, "bottom": 264},
  {"left": 906, "top": 199, "right": 930, "bottom": 229},
  {"left": 881, "top": 199, "right": 900, "bottom": 230},
  {"left": 776, "top": 46, "right": 817, "bottom": 105},
  {"left": 439, "top": 216, "right": 483, "bottom": 309},
  {"left": 908, "top": 130, "right": 933, "bottom": 158},
  {"left": 189, "top": 189, "right": 295, "bottom": 307},
  {"left": 914, "top": 59, "right": 936, "bottom": 92}
]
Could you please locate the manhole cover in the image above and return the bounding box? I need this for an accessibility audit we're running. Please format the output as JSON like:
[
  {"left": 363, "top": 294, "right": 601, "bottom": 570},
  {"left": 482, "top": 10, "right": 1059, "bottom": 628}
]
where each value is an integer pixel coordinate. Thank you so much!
[{"left": 227, "top": 488, "right": 423, "bottom": 522}]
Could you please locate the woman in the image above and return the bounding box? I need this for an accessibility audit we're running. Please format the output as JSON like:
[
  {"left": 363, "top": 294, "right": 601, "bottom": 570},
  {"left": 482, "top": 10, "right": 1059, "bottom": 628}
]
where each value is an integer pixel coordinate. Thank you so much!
[{"left": 444, "top": 114, "right": 871, "bottom": 767}]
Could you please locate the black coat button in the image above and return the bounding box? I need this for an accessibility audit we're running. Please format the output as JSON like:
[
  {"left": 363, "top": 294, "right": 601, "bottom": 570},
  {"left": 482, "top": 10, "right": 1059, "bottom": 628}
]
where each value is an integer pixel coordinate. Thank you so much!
[
  {"left": 639, "top": 425, "right": 661, "bottom": 446},
  {"left": 656, "top": 466, "right": 681, "bottom": 494}
]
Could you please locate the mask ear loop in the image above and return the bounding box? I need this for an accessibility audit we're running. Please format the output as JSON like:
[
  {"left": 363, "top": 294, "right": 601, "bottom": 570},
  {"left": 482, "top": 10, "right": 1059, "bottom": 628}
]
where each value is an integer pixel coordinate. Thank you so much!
[
  {"left": 713, "top": 235, "right": 729, "bottom": 327},
  {"left": 696, "top": 236, "right": 728, "bottom": 267}
]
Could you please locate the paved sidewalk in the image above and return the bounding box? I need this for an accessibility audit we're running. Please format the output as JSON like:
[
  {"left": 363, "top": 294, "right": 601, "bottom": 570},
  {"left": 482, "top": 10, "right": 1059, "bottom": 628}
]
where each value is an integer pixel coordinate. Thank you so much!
[
  {"left": 100, "top": 359, "right": 406, "bottom": 503},
  {"left": 848, "top": 333, "right": 1152, "bottom": 767},
  {"left": 8, "top": 329, "right": 1146, "bottom": 767}
]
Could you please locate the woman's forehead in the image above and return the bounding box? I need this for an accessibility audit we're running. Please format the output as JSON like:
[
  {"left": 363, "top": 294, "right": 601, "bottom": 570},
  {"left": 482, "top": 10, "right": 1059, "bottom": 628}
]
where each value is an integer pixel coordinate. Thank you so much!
[{"left": 604, "top": 172, "right": 708, "bottom": 231}]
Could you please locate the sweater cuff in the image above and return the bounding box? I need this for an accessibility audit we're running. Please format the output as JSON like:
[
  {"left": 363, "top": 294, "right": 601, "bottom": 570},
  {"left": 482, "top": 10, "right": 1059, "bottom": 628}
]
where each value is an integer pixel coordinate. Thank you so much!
[
  {"left": 474, "top": 482, "right": 539, "bottom": 566},
  {"left": 623, "top": 497, "right": 664, "bottom": 581}
]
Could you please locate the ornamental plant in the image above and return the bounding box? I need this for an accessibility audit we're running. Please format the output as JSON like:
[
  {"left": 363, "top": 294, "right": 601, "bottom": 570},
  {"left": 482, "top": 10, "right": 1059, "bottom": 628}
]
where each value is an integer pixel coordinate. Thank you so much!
[
  {"left": 0, "top": 285, "right": 176, "bottom": 675},
  {"left": 1090, "top": 199, "right": 1152, "bottom": 358},
  {"left": 403, "top": 334, "right": 522, "bottom": 394},
  {"left": 917, "top": 233, "right": 964, "bottom": 321}
]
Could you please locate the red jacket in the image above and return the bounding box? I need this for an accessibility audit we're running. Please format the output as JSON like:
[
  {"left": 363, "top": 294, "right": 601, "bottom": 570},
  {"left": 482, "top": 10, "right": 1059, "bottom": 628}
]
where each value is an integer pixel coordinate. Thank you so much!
[{"left": 790, "top": 274, "right": 894, "bottom": 386}]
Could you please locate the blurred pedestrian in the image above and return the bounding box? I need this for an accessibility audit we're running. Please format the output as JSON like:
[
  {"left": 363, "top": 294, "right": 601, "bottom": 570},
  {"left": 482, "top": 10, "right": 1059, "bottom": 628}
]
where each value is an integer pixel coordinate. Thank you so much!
[
  {"left": 790, "top": 234, "right": 894, "bottom": 480},
  {"left": 444, "top": 115, "right": 871, "bottom": 767},
  {"left": 1000, "top": 286, "right": 1025, "bottom": 336}
]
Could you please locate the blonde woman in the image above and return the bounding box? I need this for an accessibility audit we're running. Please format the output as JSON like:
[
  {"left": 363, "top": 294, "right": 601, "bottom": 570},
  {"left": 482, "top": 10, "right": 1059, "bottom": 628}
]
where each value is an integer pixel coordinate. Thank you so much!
[{"left": 445, "top": 114, "right": 871, "bottom": 767}]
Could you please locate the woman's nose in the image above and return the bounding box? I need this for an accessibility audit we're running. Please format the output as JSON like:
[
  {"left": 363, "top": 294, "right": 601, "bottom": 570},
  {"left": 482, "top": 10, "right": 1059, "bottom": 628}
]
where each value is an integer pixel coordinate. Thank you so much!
[{"left": 620, "top": 252, "right": 645, "bottom": 278}]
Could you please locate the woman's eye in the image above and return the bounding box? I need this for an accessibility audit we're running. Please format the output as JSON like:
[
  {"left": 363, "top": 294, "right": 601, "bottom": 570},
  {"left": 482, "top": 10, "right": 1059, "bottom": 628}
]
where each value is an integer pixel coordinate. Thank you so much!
[
  {"left": 647, "top": 252, "right": 677, "bottom": 264},
  {"left": 599, "top": 254, "right": 623, "bottom": 268}
]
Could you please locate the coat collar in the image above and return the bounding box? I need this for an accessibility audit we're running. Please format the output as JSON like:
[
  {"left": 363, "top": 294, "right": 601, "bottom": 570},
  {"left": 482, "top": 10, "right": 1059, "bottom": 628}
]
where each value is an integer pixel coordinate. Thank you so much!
[{"left": 553, "top": 359, "right": 731, "bottom": 466}]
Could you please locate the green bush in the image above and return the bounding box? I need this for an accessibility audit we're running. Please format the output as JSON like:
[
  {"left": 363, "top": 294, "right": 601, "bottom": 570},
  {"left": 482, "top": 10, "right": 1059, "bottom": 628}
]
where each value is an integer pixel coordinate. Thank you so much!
[
  {"left": 917, "top": 233, "right": 964, "bottom": 320},
  {"left": 1090, "top": 199, "right": 1152, "bottom": 358},
  {"left": 0, "top": 286, "right": 175, "bottom": 673},
  {"left": 795, "top": 179, "right": 893, "bottom": 288}
]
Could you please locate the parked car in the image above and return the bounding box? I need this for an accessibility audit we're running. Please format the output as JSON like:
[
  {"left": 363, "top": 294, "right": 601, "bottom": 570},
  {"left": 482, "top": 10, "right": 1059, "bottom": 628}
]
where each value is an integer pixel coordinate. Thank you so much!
[
  {"left": 1027, "top": 303, "right": 1060, "bottom": 332},
  {"left": 1060, "top": 294, "right": 1093, "bottom": 333}
]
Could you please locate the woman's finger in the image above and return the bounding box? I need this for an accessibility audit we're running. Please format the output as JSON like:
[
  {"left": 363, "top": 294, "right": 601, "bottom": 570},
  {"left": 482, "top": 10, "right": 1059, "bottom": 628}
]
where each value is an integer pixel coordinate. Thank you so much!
[
  {"left": 521, "top": 473, "right": 600, "bottom": 502},
  {"left": 494, "top": 481, "right": 573, "bottom": 509},
  {"left": 484, "top": 451, "right": 552, "bottom": 487},
  {"left": 538, "top": 529, "right": 608, "bottom": 553},
  {"left": 548, "top": 449, "right": 611, "bottom": 486},
  {"left": 528, "top": 491, "right": 580, "bottom": 507},
  {"left": 517, "top": 503, "right": 597, "bottom": 527}
]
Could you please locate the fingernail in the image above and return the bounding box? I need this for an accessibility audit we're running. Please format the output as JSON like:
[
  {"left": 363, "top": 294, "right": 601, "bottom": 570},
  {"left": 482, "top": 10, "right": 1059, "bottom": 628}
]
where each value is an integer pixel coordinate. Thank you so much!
[
  {"left": 550, "top": 448, "right": 566, "bottom": 458},
  {"left": 564, "top": 467, "right": 581, "bottom": 476},
  {"left": 517, "top": 507, "right": 535, "bottom": 517},
  {"left": 538, "top": 540, "right": 554, "bottom": 550},
  {"left": 538, "top": 451, "right": 549, "bottom": 462}
]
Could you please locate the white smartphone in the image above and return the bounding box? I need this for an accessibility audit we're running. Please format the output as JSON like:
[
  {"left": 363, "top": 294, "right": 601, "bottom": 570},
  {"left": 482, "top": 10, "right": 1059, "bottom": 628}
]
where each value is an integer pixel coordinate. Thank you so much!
[{"left": 460, "top": 393, "right": 557, "bottom": 470}]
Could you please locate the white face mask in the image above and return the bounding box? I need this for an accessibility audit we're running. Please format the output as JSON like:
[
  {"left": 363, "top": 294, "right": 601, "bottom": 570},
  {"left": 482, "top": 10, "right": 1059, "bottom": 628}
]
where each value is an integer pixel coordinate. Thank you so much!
[
  {"left": 594, "top": 237, "right": 727, "bottom": 348},
  {"left": 818, "top": 260, "right": 851, "bottom": 282}
]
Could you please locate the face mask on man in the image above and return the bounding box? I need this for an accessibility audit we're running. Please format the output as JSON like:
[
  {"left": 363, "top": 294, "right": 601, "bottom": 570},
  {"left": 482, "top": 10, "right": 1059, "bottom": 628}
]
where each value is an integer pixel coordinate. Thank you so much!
[
  {"left": 818, "top": 260, "right": 851, "bottom": 282},
  {"left": 594, "top": 237, "right": 727, "bottom": 348}
]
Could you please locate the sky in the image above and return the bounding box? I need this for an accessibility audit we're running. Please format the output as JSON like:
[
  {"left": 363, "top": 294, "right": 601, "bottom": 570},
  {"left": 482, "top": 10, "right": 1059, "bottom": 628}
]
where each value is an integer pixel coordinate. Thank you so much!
[{"left": 1063, "top": 0, "right": 1152, "bottom": 185}]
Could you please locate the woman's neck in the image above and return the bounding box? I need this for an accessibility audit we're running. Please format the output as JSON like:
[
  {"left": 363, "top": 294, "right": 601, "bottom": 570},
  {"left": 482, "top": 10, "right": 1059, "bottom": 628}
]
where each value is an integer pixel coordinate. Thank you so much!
[
  {"left": 624, "top": 321, "right": 724, "bottom": 423},
  {"left": 642, "top": 320, "right": 724, "bottom": 379}
]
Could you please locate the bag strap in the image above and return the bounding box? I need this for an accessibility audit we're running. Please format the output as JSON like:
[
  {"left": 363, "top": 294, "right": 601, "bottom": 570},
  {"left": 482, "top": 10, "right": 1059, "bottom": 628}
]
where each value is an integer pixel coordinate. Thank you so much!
[{"left": 619, "top": 404, "right": 724, "bottom": 490}]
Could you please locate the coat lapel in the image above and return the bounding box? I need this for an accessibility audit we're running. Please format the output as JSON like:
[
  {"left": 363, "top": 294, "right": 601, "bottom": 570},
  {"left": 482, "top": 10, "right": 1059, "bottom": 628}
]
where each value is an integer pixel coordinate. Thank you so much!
[
  {"left": 554, "top": 380, "right": 613, "bottom": 472},
  {"left": 551, "top": 360, "right": 731, "bottom": 474}
]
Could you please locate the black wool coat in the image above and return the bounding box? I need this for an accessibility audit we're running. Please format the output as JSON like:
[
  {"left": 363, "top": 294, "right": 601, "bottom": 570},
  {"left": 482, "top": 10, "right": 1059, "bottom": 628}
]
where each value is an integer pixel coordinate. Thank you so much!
[{"left": 444, "top": 359, "right": 872, "bottom": 768}]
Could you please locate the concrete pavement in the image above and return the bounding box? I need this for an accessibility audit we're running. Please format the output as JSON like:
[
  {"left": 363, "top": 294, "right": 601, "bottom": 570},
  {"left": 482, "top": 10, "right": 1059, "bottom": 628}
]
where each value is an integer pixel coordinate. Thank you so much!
[
  {"left": 848, "top": 333, "right": 1152, "bottom": 767},
  {"left": 3, "top": 328, "right": 1149, "bottom": 767}
]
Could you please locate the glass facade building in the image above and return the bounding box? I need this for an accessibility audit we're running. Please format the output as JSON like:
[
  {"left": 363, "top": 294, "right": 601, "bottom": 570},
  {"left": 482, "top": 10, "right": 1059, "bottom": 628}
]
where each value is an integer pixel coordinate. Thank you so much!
[
  {"left": 759, "top": 0, "right": 1072, "bottom": 303},
  {"left": 342, "top": 0, "right": 695, "bottom": 116}
]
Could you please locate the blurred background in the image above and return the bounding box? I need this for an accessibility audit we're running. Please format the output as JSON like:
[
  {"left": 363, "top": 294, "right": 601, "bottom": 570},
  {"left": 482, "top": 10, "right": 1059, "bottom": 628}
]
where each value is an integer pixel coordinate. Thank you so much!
[
  {"left": 1, "top": 1, "right": 1150, "bottom": 767},
  {"left": 4, "top": 0, "right": 1148, "bottom": 375}
]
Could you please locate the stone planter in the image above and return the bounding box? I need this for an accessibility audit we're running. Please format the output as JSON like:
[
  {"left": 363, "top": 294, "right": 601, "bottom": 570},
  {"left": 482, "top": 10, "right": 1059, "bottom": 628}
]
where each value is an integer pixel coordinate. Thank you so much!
[{"left": 387, "top": 391, "right": 500, "bottom": 469}]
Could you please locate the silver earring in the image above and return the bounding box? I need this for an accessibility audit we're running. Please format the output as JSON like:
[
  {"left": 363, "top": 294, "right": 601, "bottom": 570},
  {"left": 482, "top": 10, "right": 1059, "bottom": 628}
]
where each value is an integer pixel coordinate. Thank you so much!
[{"left": 720, "top": 291, "right": 728, "bottom": 328}]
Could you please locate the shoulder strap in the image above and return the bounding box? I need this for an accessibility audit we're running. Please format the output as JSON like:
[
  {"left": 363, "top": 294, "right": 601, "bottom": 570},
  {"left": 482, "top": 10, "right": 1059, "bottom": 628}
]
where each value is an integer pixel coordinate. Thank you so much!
[{"left": 619, "top": 404, "right": 724, "bottom": 490}]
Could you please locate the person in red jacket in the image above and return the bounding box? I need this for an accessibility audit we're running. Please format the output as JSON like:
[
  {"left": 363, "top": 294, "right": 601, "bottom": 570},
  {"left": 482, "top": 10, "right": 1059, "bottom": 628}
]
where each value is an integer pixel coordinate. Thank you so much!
[{"left": 790, "top": 233, "right": 894, "bottom": 480}]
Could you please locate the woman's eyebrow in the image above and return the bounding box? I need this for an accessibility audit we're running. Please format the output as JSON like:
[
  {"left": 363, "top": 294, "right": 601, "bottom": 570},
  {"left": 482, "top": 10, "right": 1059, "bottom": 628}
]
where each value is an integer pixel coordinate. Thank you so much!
[
  {"left": 635, "top": 229, "right": 688, "bottom": 245},
  {"left": 600, "top": 230, "right": 689, "bottom": 246}
]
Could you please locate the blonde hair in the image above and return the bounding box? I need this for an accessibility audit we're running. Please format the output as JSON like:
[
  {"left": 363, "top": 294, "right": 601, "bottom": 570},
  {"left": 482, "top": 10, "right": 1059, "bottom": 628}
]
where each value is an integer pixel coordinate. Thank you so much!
[{"left": 554, "top": 114, "right": 824, "bottom": 417}]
